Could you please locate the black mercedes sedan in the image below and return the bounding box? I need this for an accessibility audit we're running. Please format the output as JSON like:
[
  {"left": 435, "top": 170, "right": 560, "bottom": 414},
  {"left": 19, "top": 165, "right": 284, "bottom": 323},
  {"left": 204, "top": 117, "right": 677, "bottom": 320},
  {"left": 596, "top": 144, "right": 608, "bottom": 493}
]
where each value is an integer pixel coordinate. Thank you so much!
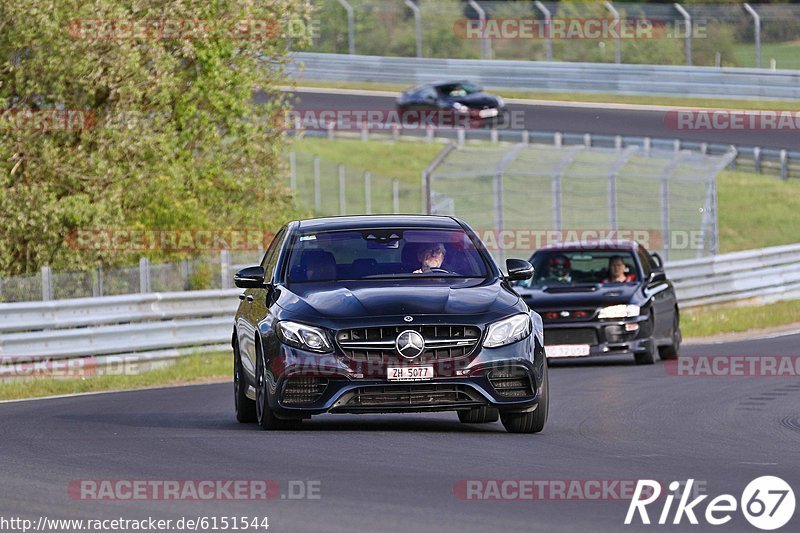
[
  {"left": 232, "top": 215, "right": 548, "bottom": 433},
  {"left": 513, "top": 241, "right": 681, "bottom": 365},
  {"left": 396, "top": 80, "right": 508, "bottom": 127}
]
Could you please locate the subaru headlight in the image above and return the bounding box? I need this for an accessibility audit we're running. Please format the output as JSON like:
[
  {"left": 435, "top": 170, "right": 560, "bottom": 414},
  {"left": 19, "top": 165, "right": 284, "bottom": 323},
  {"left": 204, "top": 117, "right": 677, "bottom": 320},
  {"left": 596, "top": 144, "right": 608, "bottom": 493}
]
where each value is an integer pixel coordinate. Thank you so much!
[
  {"left": 597, "top": 304, "right": 640, "bottom": 319},
  {"left": 483, "top": 313, "right": 532, "bottom": 348},
  {"left": 276, "top": 321, "right": 332, "bottom": 353}
]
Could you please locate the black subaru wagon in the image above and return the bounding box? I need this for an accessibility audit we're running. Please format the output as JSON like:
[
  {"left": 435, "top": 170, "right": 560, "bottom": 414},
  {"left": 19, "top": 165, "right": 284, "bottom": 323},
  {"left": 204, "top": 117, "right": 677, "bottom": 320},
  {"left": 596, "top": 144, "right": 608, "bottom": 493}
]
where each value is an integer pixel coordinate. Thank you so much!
[{"left": 232, "top": 215, "right": 548, "bottom": 433}]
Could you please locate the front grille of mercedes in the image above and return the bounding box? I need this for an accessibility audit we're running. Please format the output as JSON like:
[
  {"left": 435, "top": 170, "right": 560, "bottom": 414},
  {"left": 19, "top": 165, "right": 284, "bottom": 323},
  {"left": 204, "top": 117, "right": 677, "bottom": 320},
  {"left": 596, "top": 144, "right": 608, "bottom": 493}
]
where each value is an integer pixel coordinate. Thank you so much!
[
  {"left": 488, "top": 367, "right": 534, "bottom": 398},
  {"left": 342, "top": 384, "right": 479, "bottom": 408},
  {"left": 282, "top": 377, "right": 329, "bottom": 405},
  {"left": 335, "top": 325, "right": 481, "bottom": 362}
]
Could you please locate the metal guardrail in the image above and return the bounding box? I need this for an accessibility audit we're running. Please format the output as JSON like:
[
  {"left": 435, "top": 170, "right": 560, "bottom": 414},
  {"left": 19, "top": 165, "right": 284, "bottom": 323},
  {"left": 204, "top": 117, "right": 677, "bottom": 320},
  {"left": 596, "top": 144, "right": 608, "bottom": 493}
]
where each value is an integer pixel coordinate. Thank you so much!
[
  {"left": 1, "top": 243, "right": 799, "bottom": 365},
  {"left": 289, "top": 52, "right": 800, "bottom": 101}
]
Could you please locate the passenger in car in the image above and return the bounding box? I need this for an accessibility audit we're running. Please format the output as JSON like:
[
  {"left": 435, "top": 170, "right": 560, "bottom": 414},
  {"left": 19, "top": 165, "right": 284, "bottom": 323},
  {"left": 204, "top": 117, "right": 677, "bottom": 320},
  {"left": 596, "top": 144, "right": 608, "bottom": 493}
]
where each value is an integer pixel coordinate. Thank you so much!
[{"left": 602, "top": 255, "right": 636, "bottom": 283}]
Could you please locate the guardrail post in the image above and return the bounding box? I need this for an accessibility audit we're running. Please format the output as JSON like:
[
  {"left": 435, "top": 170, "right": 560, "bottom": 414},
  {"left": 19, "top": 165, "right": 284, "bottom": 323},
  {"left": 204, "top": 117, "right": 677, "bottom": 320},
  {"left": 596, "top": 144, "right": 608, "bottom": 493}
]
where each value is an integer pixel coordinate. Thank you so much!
[
  {"left": 327, "top": 122, "right": 335, "bottom": 141},
  {"left": 490, "top": 128, "right": 498, "bottom": 144},
  {"left": 338, "top": 164, "right": 347, "bottom": 215},
  {"left": 457, "top": 127, "right": 465, "bottom": 147},
  {"left": 674, "top": 3, "right": 692, "bottom": 66},
  {"left": 554, "top": 132, "right": 562, "bottom": 148},
  {"left": 673, "top": 139, "right": 681, "bottom": 153},
  {"left": 743, "top": 3, "right": 761, "bottom": 68},
  {"left": 603, "top": 2, "right": 622, "bottom": 64},
  {"left": 392, "top": 125, "right": 400, "bottom": 142},
  {"left": 614, "top": 135, "right": 622, "bottom": 151},
  {"left": 404, "top": 0, "right": 423, "bottom": 58},
  {"left": 393, "top": 179, "right": 400, "bottom": 214},
  {"left": 336, "top": 0, "right": 356, "bottom": 55},
  {"left": 361, "top": 123, "right": 369, "bottom": 142},
  {"left": 780, "top": 149, "right": 788, "bottom": 180},
  {"left": 289, "top": 150, "right": 296, "bottom": 190},
  {"left": 584, "top": 133, "right": 592, "bottom": 148},
  {"left": 425, "top": 125, "right": 434, "bottom": 142},
  {"left": 41, "top": 266, "right": 53, "bottom": 301},
  {"left": 643, "top": 137, "right": 651, "bottom": 156},
  {"left": 364, "top": 171, "right": 372, "bottom": 214},
  {"left": 534, "top": 1, "right": 553, "bottom": 61},
  {"left": 522, "top": 130, "right": 529, "bottom": 145},
  {"left": 313, "top": 156, "right": 321, "bottom": 212},
  {"left": 753, "top": 147, "right": 761, "bottom": 173},
  {"left": 729, "top": 145, "right": 737, "bottom": 169},
  {"left": 220, "top": 251, "right": 230, "bottom": 290},
  {"left": 181, "top": 260, "right": 190, "bottom": 291},
  {"left": 139, "top": 258, "right": 151, "bottom": 294},
  {"left": 700, "top": 142, "right": 708, "bottom": 155}
]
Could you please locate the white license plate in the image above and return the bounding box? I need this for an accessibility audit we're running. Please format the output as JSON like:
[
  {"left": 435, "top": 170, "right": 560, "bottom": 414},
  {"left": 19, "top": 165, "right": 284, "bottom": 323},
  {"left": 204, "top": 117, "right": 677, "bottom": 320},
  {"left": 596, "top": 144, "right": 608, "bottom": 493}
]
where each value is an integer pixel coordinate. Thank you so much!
[
  {"left": 387, "top": 366, "right": 434, "bottom": 381},
  {"left": 479, "top": 108, "right": 499, "bottom": 118},
  {"left": 545, "top": 344, "right": 591, "bottom": 358}
]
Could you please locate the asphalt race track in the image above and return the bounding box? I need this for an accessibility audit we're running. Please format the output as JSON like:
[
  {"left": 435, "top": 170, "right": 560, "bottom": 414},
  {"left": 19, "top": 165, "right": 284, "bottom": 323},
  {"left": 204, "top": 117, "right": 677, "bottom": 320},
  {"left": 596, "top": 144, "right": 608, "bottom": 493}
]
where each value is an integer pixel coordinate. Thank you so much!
[
  {"left": 282, "top": 90, "right": 800, "bottom": 151},
  {"left": 2, "top": 334, "right": 798, "bottom": 532}
]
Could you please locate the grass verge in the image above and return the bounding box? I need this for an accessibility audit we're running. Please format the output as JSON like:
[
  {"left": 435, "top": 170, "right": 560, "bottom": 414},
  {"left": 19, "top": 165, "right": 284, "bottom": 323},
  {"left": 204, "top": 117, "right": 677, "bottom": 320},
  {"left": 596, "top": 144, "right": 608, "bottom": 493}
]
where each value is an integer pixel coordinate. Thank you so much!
[
  {"left": 289, "top": 80, "right": 800, "bottom": 111},
  {"left": 0, "top": 351, "right": 230, "bottom": 402},
  {"left": 682, "top": 300, "right": 800, "bottom": 338}
]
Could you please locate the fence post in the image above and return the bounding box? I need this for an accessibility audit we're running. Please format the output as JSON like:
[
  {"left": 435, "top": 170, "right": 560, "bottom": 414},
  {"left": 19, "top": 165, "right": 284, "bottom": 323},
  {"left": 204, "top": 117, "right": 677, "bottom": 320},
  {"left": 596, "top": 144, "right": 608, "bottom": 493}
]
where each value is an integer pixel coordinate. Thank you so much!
[
  {"left": 603, "top": 2, "right": 621, "bottom": 64},
  {"left": 139, "top": 258, "right": 151, "bottom": 294},
  {"left": 743, "top": 3, "right": 761, "bottom": 68},
  {"left": 780, "top": 149, "right": 788, "bottom": 180},
  {"left": 364, "top": 171, "right": 372, "bottom": 214},
  {"left": 674, "top": 3, "right": 692, "bottom": 66},
  {"left": 468, "top": 0, "right": 492, "bottom": 60},
  {"left": 313, "top": 156, "right": 321, "bottom": 212},
  {"left": 404, "top": 0, "right": 422, "bottom": 58},
  {"left": 94, "top": 265, "right": 104, "bottom": 297},
  {"left": 336, "top": 0, "right": 356, "bottom": 55},
  {"left": 220, "top": 251, "right": 230, "bottom": 290},
  {"left": 534, "top": 1, "right": 553, "bottom": 61},
  {"left": 392, "top": 179, "right": 400, "bottom": 214},
  {"left": 41, "top": 265, "right": 53, "bottom": 301},
  {"left": 338, "top": 164, "right": 346, "bottom": 215},
  {"left": 753, "top": 147, "right": 761, "bottom": 173}
]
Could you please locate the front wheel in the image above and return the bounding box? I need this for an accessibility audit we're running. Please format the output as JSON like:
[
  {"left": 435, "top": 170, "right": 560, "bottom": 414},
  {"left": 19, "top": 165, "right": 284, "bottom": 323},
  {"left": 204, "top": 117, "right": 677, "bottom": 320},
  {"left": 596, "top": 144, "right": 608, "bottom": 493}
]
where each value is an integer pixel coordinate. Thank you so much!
[
  {"left": 234, "top": 339, "right": 256, "bottom": 423},
  {"left": 658, "top": 313, "right": 681, "bottom": 360},
  {"left": 500, "top": 360, "right": 549, "bottom": 434},
  {"left": 255, "top": 350, "right": 301, "bottom": 431}
]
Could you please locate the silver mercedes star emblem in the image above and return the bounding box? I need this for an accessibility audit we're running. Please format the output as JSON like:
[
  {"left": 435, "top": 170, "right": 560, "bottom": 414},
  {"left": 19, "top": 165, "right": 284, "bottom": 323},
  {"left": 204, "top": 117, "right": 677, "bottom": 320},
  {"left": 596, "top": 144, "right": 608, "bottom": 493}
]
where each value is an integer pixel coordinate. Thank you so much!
[
  {"left": 395, "top": 330, "right": 425, "bottom": 359},
  {"left": 404, "top": 316, "right": 413, "bottom": 322}
]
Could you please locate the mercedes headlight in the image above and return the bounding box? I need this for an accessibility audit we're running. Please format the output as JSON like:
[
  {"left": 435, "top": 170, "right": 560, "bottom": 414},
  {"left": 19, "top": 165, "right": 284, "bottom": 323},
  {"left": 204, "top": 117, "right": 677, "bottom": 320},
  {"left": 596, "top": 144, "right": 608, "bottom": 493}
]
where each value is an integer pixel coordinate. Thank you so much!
[
  {"left": 597, "top": 305, "right": 640, "bottom": 319},
  {"left": 483, "top": 313, "right": 532, "bottom": 348},
  {"left": 276, "top": 321, "right": 332, "bottom": 353},
  {"left": 452, "top": 102, "right": 469, "bottom": 114}
]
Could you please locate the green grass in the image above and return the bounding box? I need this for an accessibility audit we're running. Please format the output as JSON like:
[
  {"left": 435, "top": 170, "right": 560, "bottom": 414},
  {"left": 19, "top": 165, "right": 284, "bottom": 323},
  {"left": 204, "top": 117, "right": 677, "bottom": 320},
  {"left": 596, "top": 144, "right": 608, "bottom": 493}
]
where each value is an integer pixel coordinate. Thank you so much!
[
  {"left": 288, "top": 80, "right": 800, "bottom": 111},
  {"left": 0, "top": 351, "right": 230, "bottom": 402},
  {"left": 734, "top": 41, "right": 800, "bottom": 71},
  {"left": 683, "top": 300, "right": 800, "bottom": 338},
  {"left": 718, "top": 170, "right": 800, "bottom": 253}
]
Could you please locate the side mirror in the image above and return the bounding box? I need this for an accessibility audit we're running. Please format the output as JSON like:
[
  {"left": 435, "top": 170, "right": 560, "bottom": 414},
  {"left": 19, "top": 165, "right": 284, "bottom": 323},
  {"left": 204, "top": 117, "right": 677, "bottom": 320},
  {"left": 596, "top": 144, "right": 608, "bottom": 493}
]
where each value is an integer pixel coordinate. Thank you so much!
[
  {"left": 651, "top": 252, "right": 664, "bottom": 269},
  {"left": 648, "top": 270, "right": 667, "bottom": 284},
  {"left": 506, "top": 259, "right": 534, "bottom": 281},
  {"left": 234, "top": 265, "right": 268, "bottom": 289}
]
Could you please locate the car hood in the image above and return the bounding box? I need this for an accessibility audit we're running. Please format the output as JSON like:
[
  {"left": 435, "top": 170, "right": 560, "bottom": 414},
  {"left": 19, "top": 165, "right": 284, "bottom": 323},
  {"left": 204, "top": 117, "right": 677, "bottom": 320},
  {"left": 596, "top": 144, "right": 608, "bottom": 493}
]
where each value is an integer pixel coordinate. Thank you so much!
[
  {"left": 515, "top": 283, "right": 642, "bottom": 310},
  {"left": 276, "top": 278, "right": 519, "bottom": 319},
  {"left": 449, "top": 93, "right": 500, "bottom": 108}
]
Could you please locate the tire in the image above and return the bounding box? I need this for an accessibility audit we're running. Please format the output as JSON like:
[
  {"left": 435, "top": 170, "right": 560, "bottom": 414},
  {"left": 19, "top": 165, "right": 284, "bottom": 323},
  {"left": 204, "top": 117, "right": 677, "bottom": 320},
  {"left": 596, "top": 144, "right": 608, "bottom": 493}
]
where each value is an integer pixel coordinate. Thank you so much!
[
  {"left": 634, "top": 341, "right": 656, "bottom": 365},
  {"left": 255, "top": 348, "right": 301, "bottom": 431},
  {"left": 233, "top": 338, "right": 256, "bottom": 423},
  {"left": 658, "top": 312, "right": 681, "bottom": 360},
  {"left": 458, "top": 406, "right": 500, "bottom": 424},
  {"left": 500, "top": 360, "right": 549, "bottom": 434}
]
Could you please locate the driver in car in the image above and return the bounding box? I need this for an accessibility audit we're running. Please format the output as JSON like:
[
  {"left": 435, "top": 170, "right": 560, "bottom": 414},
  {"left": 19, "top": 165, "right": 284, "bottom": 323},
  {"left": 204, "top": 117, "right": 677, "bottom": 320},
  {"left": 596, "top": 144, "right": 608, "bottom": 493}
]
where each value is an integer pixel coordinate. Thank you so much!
[{"left": 414, "top": 243, "right": 446, "bottom": 273}]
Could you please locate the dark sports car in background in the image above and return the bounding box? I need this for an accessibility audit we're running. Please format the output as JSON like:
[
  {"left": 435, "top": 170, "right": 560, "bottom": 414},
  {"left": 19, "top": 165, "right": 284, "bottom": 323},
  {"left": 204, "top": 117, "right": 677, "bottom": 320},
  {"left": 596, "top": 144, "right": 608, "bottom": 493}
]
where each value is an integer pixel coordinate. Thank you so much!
[
  {"left": 514, "top": 241, "right": 681, "bottom": 365},
  {"left": 232, "top": 215, "right": 548, "bottom": 433},
  {"left": 396, "top": 80, "right": 508, "bottom": 127}
]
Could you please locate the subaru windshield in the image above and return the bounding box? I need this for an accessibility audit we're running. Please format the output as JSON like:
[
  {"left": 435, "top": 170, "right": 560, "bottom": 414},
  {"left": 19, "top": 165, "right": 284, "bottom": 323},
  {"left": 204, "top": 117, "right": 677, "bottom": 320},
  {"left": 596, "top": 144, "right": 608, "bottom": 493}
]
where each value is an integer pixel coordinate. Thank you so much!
[
  {"left": 286, "top": 228, "right": 489, "bottom": 282},
  {"left": 516, "top": 250, "right": 640, "bottom": 289}
]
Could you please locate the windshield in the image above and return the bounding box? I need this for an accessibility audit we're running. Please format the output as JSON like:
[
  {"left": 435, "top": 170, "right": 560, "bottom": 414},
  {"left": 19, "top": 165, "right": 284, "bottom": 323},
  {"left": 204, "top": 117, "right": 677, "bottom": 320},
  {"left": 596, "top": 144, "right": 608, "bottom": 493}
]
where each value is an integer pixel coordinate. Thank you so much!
[
  {"left": 286, "top": 228, "right": 489, "bottom": 283},
  {"left": 437, "top": 82, "right": 482, "bottom": 97},
  {"left": 516, "top": 250, "right": 640, "bottom": 289}
]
